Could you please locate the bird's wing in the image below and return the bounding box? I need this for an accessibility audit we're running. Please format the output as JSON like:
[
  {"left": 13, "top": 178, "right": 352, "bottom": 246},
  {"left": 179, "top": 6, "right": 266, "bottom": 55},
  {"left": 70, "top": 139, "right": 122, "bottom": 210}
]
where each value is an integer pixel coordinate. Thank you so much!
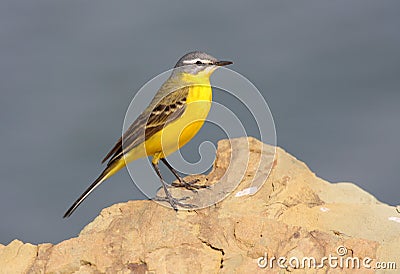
[{"left": 102, "top": 85, "right": 189, "bottom": 165}]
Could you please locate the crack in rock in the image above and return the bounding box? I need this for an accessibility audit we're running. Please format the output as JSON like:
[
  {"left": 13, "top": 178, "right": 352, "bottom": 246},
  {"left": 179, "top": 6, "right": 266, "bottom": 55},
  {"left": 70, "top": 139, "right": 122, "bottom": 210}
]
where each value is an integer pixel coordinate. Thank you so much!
[{"left": 199, "top": 239, "right": 225, "bottom": 269}]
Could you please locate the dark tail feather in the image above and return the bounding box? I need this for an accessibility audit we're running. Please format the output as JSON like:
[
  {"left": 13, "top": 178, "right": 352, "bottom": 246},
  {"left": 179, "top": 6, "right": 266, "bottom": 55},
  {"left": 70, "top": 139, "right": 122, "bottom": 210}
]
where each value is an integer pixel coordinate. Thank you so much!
[
  {"left": 101, "top": 137, "right": 122, "bottom": 164},
  {"left": 63, "top": 166, "right": 112, "bottom": 218}
]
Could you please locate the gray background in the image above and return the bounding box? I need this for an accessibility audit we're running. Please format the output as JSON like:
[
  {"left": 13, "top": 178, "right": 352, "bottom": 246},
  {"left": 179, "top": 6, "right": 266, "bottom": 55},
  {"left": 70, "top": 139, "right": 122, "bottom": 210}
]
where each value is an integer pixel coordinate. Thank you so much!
[{"left": 1, "top": 1, "right": 399, "bottom": 245}]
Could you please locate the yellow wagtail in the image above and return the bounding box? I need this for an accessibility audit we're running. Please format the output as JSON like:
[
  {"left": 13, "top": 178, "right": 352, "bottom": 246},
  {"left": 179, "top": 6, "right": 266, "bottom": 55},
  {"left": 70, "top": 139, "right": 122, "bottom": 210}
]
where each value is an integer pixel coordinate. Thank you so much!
[{"left": 63, "top": 51, "right": 232, "bottom": 217}]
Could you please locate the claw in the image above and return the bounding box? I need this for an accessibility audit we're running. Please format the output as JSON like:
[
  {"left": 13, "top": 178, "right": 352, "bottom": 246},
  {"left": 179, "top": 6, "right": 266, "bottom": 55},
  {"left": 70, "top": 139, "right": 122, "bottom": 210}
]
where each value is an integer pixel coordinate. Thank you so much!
[
  {"left": 154, "top": 195, "right": 190, "bottom": 202},
  {"left": 154, "top": 195, "right": 196, "bottom": 210},
  {"left": 172, "top": 178, "right": 210, "bottom": 191}
]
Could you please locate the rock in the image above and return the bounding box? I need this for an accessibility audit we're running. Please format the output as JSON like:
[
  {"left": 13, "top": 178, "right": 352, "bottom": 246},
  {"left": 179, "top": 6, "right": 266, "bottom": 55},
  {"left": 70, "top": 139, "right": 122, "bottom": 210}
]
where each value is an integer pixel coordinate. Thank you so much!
[
  {"left": 0, "top": 240, "right": 37, "bottom": 274},
  {"left": 1, "top": 137, "right": 399, "bottom": 273}
]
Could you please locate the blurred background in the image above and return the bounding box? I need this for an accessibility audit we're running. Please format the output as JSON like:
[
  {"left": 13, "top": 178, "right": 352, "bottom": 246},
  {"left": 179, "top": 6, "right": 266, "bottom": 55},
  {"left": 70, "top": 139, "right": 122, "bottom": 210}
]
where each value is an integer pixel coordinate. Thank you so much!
[{"left": 1, "top": 1, "right": 399, "bottom": 245}]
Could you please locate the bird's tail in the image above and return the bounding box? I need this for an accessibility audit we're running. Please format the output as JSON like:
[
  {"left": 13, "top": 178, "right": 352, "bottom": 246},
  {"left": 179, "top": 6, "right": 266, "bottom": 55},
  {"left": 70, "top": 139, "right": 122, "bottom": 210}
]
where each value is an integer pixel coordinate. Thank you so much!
[{"left": 63, "top": 159, "right": 124, "bottom": 218}]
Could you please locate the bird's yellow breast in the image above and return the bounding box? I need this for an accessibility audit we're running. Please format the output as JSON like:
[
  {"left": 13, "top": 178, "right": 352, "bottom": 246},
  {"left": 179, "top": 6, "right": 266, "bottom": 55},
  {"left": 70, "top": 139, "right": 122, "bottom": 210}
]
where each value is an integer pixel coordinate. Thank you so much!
[
  {"left": 143, "top": 82, "right": 212, "bottom": 162},
  {"left": 178, "top": 84, "right": 212, "bottom": 144}
]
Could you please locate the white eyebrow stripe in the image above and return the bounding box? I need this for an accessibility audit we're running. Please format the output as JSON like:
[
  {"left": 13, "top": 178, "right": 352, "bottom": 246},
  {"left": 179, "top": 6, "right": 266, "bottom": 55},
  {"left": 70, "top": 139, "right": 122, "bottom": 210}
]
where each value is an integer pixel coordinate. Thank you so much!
[{"left": 182, "top": 58, "right": 213, "bottom": 64}]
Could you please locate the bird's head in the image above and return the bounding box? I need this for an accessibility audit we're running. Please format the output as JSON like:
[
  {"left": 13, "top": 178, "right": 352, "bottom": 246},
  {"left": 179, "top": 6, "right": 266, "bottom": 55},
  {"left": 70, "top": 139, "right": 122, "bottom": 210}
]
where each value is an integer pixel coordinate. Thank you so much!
[{"left": 173, "top": 51, "right": 232, "bottom": 81}]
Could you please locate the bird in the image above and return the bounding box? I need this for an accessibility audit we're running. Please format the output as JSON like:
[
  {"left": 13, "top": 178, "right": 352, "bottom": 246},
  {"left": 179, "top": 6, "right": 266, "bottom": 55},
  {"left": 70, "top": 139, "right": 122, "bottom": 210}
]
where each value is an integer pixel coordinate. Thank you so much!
[{"left": 63, "top": 51, "right": 232, "bottom": 218}]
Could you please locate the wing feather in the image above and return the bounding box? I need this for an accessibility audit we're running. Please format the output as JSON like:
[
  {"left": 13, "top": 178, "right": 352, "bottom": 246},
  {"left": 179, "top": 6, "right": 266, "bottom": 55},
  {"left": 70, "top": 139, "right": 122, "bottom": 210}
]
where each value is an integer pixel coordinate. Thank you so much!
[{"left": 102, "top": 85, "right": 189, "bottom": 165}]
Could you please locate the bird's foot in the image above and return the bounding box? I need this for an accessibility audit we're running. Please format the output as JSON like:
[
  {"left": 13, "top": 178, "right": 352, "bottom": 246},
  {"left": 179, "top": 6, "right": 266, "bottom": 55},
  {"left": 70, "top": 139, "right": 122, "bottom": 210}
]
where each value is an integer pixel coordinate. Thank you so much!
[
  {"left": 171, "top": 178, "right": 210, "bottom": 192},
  {"left": 153, "top": 195, "right": 196, "bottom": 211},
  {"left": 154, "top": 195, "right": 190, "bottom": 202}
]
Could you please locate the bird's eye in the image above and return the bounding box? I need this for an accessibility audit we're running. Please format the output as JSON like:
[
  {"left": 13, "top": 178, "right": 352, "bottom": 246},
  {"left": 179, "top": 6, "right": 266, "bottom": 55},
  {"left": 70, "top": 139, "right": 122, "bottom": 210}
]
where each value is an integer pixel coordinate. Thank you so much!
[{"left": 195, "top": 61, "right": 203, "bottom": 65}]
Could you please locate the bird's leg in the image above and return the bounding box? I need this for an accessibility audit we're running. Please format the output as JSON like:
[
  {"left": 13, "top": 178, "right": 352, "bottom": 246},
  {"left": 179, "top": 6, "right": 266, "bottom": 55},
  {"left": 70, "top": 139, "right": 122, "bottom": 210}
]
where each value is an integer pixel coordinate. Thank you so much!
[
  {"left": 161, "top": 158, "right": 209, "bottom": 191},
  {"left": 151, "top": 162, "right": 196, "bottom": 210}
]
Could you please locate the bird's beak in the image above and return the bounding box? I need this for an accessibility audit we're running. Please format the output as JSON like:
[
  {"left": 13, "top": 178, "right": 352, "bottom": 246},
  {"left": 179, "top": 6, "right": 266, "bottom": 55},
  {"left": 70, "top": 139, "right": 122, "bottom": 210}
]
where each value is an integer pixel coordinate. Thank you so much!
[{"left": 214, "top": 60, "right": 233, "bottom": 66}]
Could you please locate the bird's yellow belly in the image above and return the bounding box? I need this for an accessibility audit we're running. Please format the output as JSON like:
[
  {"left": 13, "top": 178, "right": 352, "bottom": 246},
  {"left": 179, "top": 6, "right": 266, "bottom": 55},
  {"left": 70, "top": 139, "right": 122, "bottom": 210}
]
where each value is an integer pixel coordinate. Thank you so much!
[{"left": 145, "top": 85, "right": 212, "bottom": 161}]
